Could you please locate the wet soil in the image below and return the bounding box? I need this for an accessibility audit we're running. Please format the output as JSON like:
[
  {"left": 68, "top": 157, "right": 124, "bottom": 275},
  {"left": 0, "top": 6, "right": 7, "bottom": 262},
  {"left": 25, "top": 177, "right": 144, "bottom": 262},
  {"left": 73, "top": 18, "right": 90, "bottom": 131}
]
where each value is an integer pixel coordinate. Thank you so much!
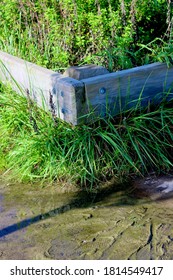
[{"left": 1, "top": 175, "right": 173, "bottom": 260}]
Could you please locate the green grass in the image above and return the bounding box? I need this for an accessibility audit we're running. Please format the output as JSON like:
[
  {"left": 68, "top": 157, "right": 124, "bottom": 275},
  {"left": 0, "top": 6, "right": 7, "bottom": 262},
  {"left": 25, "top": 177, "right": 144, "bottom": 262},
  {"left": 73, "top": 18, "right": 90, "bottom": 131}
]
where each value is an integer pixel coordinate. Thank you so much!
[
  {"left": 0, "top": 0, "right": 170, "bottom": 71},
  {"left": 0, "top": 1, "right": 173, "bottom": 191},
  {"left": 1, "top": 82, "right": 173, "bottom": 191}
]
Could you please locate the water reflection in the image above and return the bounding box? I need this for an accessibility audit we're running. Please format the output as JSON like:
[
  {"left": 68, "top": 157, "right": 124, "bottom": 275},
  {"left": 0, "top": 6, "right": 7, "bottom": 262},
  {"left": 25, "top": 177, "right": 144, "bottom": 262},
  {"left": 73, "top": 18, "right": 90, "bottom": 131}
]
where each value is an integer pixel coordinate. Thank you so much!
[{"left": 156, "top": 180, "right": 173, "bottom": 193}]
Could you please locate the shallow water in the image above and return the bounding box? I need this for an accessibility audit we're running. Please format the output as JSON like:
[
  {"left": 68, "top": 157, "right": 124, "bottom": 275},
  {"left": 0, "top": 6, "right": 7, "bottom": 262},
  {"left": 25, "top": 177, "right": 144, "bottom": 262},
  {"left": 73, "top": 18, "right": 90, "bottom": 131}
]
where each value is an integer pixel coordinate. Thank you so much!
[{"left": 1, "top": 175, "right": 173, "bottom": 260}]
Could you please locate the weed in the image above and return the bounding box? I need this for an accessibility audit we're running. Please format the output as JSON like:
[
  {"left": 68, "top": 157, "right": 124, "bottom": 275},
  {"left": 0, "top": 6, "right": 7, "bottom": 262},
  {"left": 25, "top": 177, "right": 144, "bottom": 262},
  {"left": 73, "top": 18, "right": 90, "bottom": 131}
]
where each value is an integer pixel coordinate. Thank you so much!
[
  {"left": 0, "top": 0, "right": 169, "bottom": 71},
  {"left": 1, "top": 83, "right": 173, "bottom": 191}
]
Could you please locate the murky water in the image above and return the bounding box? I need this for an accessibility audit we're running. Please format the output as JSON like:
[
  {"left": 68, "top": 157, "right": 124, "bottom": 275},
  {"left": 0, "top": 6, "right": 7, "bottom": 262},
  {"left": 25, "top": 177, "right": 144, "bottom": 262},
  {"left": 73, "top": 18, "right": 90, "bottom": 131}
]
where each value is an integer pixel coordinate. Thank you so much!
[{"left": 1, "top": 175, "right": 173, "bottom": 260}]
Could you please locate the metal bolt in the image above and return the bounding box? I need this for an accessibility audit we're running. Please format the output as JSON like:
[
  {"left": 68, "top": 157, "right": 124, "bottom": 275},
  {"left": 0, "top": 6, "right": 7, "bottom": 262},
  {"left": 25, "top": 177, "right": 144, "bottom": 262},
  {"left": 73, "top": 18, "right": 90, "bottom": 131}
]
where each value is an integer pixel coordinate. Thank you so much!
[
  {"left": 61, "top": 108, "right": 65, "bottom": 114},
  {"left": 60, "top": 91, "right": 64, "bottom": 97},
  {"left": 99, "top": 87, "right": 106, "bottom": 94}
]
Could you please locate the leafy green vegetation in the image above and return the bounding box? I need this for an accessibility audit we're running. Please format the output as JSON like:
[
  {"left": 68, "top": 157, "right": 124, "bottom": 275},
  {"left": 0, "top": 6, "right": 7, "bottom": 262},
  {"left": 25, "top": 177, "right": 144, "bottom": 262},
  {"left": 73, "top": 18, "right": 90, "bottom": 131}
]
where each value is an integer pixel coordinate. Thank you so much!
[
  {"left": 0, "top": 0, "right": 172, "bottom": 71},
  {"left": 1, "top": 83, "right": 173, "bottom": 190},
  {"left": 1, "top": 1, "right": 173, "bottom": 190}
]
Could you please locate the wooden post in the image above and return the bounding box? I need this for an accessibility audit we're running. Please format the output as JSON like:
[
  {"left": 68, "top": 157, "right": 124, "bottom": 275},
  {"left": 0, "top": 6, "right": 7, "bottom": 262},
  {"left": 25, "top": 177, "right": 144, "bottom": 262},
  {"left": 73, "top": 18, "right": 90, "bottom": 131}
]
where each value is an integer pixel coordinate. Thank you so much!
[{"left": 63, "top": 64, "right": 109, "bottom": 80}]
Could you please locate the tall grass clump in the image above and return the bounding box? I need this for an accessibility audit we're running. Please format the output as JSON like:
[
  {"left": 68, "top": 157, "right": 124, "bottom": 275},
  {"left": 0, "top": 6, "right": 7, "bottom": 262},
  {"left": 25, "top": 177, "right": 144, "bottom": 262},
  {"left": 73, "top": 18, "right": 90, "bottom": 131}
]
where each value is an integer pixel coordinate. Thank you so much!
[{"left": 1, "top": 83, "right": 173, "bottom": 190}]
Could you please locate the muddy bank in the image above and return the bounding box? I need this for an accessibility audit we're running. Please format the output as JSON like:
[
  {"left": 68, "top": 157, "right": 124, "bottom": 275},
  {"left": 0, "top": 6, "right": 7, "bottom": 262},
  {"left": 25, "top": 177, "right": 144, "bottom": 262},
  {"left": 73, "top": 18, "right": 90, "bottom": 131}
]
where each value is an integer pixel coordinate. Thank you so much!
[{"left": 0, "top": 175, "right": 173, "bottom": 260}]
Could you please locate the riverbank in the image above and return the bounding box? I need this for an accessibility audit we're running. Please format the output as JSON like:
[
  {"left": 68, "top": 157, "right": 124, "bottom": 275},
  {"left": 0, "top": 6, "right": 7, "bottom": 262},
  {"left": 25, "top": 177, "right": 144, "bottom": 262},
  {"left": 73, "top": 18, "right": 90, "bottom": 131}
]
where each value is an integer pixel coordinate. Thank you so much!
[{"left": 1, "top": 175, "right": 173, "bottom": 260}]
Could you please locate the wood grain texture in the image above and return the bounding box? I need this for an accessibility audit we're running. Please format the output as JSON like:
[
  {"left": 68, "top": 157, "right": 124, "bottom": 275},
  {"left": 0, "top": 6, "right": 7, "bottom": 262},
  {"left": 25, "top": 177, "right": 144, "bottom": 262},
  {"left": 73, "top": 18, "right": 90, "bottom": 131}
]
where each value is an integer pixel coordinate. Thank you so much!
[
  {"left": 0, "top": 50, "right": 59, "bottom": 110},
  {"left": 0, "top": 51, "right": 85, "bottom": 125},
  {"left": 1, "top": 51, "right": 173, "bottom": 125},
  {"left": 81, "top": 62, "right": 173, "bottom": 119},
  {"left": 51, "top": 74, "right": 86, "bottom": 125}
]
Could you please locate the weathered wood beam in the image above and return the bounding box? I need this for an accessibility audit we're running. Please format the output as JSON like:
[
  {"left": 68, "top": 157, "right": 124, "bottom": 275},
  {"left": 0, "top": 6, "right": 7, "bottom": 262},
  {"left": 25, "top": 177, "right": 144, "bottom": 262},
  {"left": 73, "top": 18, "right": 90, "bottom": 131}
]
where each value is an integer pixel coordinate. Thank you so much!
[
  {"left": 0, "top": 51, "right": 86, "bottom": 125},
  {"left": 1, "top": 50, "right": 173, "bottom": 125},
  {"left": 81, "top": 63, "right": 173, "bottom": 119}
]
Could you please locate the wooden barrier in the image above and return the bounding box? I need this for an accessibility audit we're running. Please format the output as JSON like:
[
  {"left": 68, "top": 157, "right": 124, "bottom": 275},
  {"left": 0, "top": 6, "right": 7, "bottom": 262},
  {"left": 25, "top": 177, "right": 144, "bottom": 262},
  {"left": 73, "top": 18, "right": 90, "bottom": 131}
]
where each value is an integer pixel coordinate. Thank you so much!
[
  {"left": 82, "top": 63, "right": 173, "bottom": 119},
  {"left": 1, "top": 50, "right": 173, "bottom": 125},
  {"left": 0, "top": 51, "right": 85, "bottom": 125}
]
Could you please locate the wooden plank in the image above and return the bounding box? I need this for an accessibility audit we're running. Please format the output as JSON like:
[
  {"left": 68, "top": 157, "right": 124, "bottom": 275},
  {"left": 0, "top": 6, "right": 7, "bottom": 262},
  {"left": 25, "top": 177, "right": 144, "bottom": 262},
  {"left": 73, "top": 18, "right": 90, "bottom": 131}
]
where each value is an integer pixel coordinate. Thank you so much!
[
  {"left": 81, "top": 62, "right": 173, "bottom": 119},
  {"left": 0, "top": 51, "right": 85, "bottom": 125},
  {"left": 0, "top": 51, "right": 58, "bottom": 109}
]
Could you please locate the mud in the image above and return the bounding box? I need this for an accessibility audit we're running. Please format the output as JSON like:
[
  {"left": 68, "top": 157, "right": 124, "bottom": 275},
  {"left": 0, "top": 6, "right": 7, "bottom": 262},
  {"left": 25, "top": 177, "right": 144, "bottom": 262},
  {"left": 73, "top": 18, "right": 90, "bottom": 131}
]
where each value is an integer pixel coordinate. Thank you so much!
[{"left": 1, "top": 175, "right": 173, "bottom": 260}]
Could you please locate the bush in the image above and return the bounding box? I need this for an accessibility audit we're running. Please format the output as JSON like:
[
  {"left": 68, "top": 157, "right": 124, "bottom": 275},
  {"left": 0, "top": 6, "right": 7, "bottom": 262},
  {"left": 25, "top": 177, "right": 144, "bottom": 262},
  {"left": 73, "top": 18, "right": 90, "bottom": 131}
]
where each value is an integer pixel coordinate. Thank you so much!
[{"left": 0, "top": 0, "right": 170, "bottom": 71}]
